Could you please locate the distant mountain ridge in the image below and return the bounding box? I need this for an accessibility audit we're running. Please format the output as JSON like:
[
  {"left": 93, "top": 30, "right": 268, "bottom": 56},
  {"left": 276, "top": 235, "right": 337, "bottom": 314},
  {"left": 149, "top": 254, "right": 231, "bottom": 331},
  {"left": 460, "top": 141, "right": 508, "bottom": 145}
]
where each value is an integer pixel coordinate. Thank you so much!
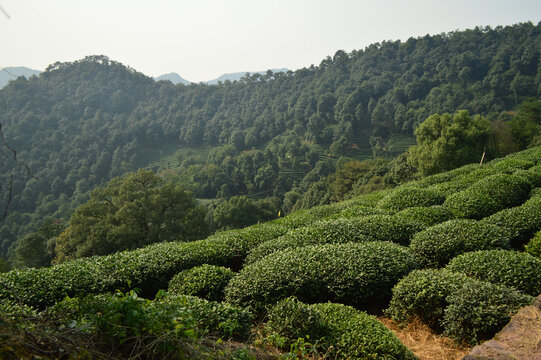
[
  {"left": 154, "top": 72, "right": 191, "bottom": 85},
  {"left": 0, "top": 67, "right": 41, "bottom": 88},
  {"left": 205, "top": 68, "right": 289, "bottom": 84},
  {"left": 153, "top": 68, "right": 289, "bottom": 85}
]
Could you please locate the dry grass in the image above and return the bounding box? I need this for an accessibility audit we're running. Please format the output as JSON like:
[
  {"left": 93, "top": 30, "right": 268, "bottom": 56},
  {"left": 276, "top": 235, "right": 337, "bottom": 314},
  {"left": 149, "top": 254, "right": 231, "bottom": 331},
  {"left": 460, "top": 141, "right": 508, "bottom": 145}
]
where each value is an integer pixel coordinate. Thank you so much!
[{"left": 378, "top": 316, "right": 471, "bottom": 360}]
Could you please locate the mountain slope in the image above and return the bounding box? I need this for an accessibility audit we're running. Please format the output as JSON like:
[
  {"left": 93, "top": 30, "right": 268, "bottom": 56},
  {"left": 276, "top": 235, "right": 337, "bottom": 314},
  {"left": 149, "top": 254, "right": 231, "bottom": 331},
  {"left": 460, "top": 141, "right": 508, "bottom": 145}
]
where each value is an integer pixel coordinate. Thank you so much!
[
  {"left": 154, "top": 72, "right": 191, "bottom": 85},
  {"left": 0, "top": 66, "right": 41, "bottom": 88},
  {"left": 0, "top": 23, "right": 540, "bottom": 258}
]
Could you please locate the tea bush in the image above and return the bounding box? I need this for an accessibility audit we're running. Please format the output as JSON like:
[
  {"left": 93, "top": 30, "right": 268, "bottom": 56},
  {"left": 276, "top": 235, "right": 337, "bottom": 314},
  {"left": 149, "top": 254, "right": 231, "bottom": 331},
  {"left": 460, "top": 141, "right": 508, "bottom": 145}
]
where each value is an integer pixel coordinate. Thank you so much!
[
  {"left": 446, "top": 250, "right": 541, "bottom": 296},
  {"left": 168, "top": 265, "right": 235, "bottom": 302},
  {"left": 226, "top": 242, "right": 418, "bottom": 313},
  {"left": 395, "top": 205, "right": 455, "bottom": 227},
  {"left": 377, "top": 186, "right": 446, "bottom": 212},
  {"left": 525, "top": 231, "right": 541, "bottom": 258},
  {"left": 482, "top": 193, "right": 541, "bottom": 247},
  {"left": 326, "top": 204, "right": 386, "bottom": 220},
  {"left": 410, "top": 219, "right": 510, "bottom": 268},
  {"left": 443, "top": 174, "right": 533, "bottom": 219},
  {"left": 265, "top": 298, "right": 416, "bottom": 360},
  {"left": 347, "top": 214, "right": 424, "bottom": 245},
  {"left": 245, "top": 218, "right": 373, "bottom": 264},
  {"left": 0, "top": 222, "right": 287, "bottom": 309},
  {"left": 385, "top": 269, "right": 471, "bottom": 329},
  {"left": 443, "top": 281, "right": 533, "bottom": 345}
]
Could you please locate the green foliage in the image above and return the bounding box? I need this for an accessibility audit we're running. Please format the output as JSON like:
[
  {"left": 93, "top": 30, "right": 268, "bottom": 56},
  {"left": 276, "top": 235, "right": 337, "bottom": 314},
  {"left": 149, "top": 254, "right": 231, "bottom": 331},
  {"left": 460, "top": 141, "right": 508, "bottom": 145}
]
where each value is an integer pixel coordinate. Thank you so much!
[
  {"left": 407, "top": 111, "right": 491, "bottom": 176},
  {"left": 54, "top": 169, "right": 209, "bottom": 262},
  {"left": 525, "top": 231, "right": 541, "bottom": 258},
  {"left": 225, "top": 242, "right": 418, "bottom": 313},
  {"left": 0, "top": 222, "right": 286, "bottom": 309},
  {"left": 264, "top": 297, "right": 328, "bottom": 347},
  {"left": 168, "top": 264, "right": 235, "bottom": 302},
  {"left": 265, "top": 299, "right": 416, "bottom": 360},
  {"left": 46, "top": 290, "right": 200, "bottom": 355},
  {"left": 395, "top": 205, "right": 455, "bottom": 227},
  {"left": 245, "top": 218, "right": 373, "bottom": 264},
  {"left": 446, "top": 250, "right": 541, "bottom": 296},
  {"left": 386, "top": 269, "right": 471, "bottom": 329},
  {"left": 482, "top": 193, "right": 541, "bottom": 247},
  {"left": 410, "top": 219, "right": 511, "bottom": 268},
  {"left": 377, "top": 186, "right": 446, "bottom": 212},
  {"left": 442, "top": 281, "right": 533, "bottom": 345},
  {"left": 212, "top": 196, "right": 280, "bottom": 230},
  {"left": 345, "top": 214, "right": 424, "bottom": 245},
  {"left": 443, "top": 173, "right": 533, "bottom": 219}
]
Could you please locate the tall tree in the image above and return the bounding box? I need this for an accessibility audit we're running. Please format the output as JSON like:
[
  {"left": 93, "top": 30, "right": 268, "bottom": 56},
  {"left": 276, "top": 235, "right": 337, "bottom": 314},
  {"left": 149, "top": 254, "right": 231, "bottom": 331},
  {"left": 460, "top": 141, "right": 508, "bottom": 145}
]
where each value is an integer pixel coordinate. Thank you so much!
[{"left": 54, "top": 169, "right": 208, "bottom": 262}]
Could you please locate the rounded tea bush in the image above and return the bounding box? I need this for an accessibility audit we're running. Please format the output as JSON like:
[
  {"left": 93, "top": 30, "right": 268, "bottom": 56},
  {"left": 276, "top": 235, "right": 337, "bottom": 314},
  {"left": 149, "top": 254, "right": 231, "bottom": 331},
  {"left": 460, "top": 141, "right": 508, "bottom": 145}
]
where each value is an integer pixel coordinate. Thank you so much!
[
  {"left": 395, "top": 205, "right": 455, "bottom": 227},
  {"left": 377, "top": 186, "right": 446, "bottom": 212},
  {"left": 482, "top": 193, "right": 541, "bottom": 247},
  {"left": 245, "top": 218, "right": 373, "bottom": 264},
  {"left": 446, "top": 250, "right": 541, "bottom": 296},
  {"left": 443, "top": 280, "right": 533, "bottom": 345},
  {"left": 225, "top": 242, "right": 419, "bottom": 313},
  {"left": 385, "top": 269, "right": 471, "bottom": 329},
  {"left": 265, "top": 298, "right": 416, "bottom": 360},
  {"left": 525, "top": 231, "right": 541, "bottom": 258},
  {"left": 168, "top": 264, "right": 235, "bottom": 301},
  {"left": 443, "top": 174, "right": 533, "bottom": 219},
  {"left": 349, "top": 214, "right": 424, "bottom": 245},
  {"left": 410, "top": 219, "right": 511, "bottom": 268}
]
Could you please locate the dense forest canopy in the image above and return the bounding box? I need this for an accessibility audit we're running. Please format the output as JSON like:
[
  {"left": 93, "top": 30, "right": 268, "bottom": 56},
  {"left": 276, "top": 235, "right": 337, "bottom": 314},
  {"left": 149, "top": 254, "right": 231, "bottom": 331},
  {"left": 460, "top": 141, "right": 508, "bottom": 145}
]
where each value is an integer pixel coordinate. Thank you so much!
[{"left": 1, "top": 22, "right": 541, "bottom": 259}]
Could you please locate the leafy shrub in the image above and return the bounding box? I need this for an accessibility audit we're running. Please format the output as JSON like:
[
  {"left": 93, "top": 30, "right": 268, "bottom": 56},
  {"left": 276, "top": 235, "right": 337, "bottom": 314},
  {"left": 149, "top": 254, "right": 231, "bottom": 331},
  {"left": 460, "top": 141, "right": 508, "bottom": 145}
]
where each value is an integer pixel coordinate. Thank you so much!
[
  {"left": 385, "top": 269, "right": 471, "bottom": 329},
  {"left": 0, "top": 222, "right": 286, "bottom": 309},
  {"left": 525, "top": 231, "right": 541, "bottom": 258},
  {"left": 160, "top": 295, "right": 253, "bottom": 340},
  {"left": 443, "top": 174, "right": 533, "bottom": 219},
  {"left": 326, "top": 204, "right": 386, "bottom": 219},
  {"left": 245, "top": 218, "right": 373, "bottom": 264},
  {"left": 226, "top": 242, "right": 418, "bottom": 313},
  {"left": 395, "top": 205, "right": 455, "bottom": 227},
  {"left": 442, "top": 281, "right": 533, "bottom": 345},
  {"left": 265, "top": 299, "right": 416, "bottom": 360},
  {"left": 446, "top": 250, "right": 541, "bottom": 296},
  {"left": 47, "top": 291, "right": 253, "bottom": 346},
  {"left": 263, "top": 297, "right": 328, "bottom": 346},
  {"left": 377, "top": 186, "right": 446, "bottom": 212},
  {"left": 410, "top": 219, "right": 510, "bottom": 268},
  {"left": 168, "top": 264, "right": 235, "bottom": 302},
  {"left": 482, "top": 193, "right": 541, "bottom": 247},
  {"left": 347, "top": 214, "right": 424, "bottom": 245}
]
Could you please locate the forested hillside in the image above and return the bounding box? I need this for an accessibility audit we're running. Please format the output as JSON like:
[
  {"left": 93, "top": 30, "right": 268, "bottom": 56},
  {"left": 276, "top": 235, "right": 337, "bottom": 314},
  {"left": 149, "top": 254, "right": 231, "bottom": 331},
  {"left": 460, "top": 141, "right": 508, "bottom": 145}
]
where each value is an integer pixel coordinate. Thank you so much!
[{"left": 1, "top": 22, "right": 541, "bottom": 259}]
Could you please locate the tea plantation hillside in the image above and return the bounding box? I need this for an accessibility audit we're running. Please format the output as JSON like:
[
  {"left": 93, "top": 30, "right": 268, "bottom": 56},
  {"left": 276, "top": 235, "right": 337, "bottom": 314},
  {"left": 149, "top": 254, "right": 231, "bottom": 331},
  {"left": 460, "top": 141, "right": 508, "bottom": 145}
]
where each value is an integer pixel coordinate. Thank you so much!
[{"left": 1, "top": 146, "right": 541, "bottom": 359}]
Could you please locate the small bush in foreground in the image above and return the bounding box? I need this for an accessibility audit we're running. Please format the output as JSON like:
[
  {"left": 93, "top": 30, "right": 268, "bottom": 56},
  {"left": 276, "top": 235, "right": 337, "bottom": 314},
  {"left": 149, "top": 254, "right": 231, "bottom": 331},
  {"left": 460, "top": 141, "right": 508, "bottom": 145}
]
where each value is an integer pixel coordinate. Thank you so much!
[
  {"left": 265, "top": 298, "right": 416, "bottom": 360},
  {"left": 525, "top": 231, "right": 541, "bottom": 258},
  {"left": 410, "top": 219, "right": 510, "bottom": 268},
  {"left": 168, "top": 264, "right": 235, "bottom": 302},
  {"left": 385, "top": 269, "right": 471, "bottom": 329},
  {"left": 443, "top": 281, "right": 533, "bottom": 345},
  {"left": 446, "top": 250, "right": 541, "bottom": 296},
  {"left": 226, "top": 242, "right": 418, "bottom": 313},
  {"left": 377, "top": 186, "right": 446, "bottom": 212}
]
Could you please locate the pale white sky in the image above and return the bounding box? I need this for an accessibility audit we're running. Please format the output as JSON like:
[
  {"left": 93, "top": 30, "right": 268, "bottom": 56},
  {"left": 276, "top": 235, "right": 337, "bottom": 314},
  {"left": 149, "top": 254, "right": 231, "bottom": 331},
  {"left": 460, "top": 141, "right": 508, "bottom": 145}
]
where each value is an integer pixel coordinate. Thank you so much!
[{"left": 1, "top": 0, "right": 540, "bottom": 83}]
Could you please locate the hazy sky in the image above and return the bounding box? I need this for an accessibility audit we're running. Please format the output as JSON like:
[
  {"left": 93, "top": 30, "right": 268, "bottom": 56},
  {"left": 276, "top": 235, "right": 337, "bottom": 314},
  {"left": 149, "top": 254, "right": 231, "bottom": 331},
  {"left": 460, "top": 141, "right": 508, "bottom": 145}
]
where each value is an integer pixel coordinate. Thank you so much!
[{"left": 1, "top": 0, "right": 541, "bottom": 82}]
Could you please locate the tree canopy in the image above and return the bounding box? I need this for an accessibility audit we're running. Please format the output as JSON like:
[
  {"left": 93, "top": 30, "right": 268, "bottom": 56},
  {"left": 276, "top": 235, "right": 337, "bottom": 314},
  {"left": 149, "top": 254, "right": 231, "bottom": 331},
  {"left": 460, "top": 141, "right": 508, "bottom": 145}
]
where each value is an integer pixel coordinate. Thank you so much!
[
  {"left": 407, "top": 111, "right": 491, "bottom": 176},
  {"left": 54, "top": 169, "right": 208, "bottom": 263}
]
